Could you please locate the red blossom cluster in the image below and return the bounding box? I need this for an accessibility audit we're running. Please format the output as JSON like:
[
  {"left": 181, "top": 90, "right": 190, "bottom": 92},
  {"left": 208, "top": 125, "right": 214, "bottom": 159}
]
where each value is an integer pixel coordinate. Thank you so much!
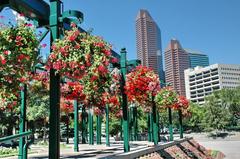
[
  {"left": 61, "top": 81, "right": 86, "bottom": 101},
  {"left": 125, "top": 65, "right": 160, "bottom": 109},
  {"left": 172, "top": 96, "right": 190, "bottom": 110},
  {"left": 46, "top": 24, "right": 113, "bottom": 81},
  {"left": 0, "top": 22, "right": 39, "bottom": 110},
  {"left": 94, "top": 107, "right": 102, "bottom": 115},
  {"left": 105, "top": 68, "right": 122, "bottom": 118},
  {"left": 60, "top": 99, "right": 74, "bottom": 114},
  {"left": 0, "top": 23, "right": 39, "bottom": 85}
]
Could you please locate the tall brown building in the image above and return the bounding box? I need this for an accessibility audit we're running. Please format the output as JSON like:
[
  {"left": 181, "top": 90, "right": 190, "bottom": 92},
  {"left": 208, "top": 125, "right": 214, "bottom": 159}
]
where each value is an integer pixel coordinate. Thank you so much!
[
  {"left": 136, "top": 9, "right": 164, "bottom": 81},
  {"left": 165, "top": 39, "right": 189, "bottom": 96}
]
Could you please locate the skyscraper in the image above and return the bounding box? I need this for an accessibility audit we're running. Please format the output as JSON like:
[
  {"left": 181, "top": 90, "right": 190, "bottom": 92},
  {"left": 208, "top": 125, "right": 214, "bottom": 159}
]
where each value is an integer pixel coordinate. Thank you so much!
[
  {"left": 165, "top": 39, "right": 189, "bottom": 96},
  {"left": 136, "top": 9, "right": 164, "bottom": 81},
  {"left": 185, "top": 49, "right": 209, "bottom": 68}
]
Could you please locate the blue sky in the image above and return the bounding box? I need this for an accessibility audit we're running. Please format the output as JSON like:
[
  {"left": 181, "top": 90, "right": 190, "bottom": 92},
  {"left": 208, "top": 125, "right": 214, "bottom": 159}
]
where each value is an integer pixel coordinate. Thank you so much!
[
  {"left": 62, "top": 0, "right": 240, "bottom": 65},
  {"left": 1, "top": 0, "right": 240, "bottom": 65}
]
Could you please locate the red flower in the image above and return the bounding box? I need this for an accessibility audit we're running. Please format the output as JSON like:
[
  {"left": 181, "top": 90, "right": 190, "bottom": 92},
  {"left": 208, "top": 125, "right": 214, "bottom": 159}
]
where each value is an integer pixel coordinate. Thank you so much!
[
  {"left": 69, "top": 35, "right": 76, "bottom": 42},
  {"left": 25, "top": 23, "right": 33, "bottom": 27},
  {"left": 90, "top": 75, "right": 98, "bottom": 82},
  {"left": 94, "top": 42, "right": 104, "bottom": 48},
  {"left": 16, "top": 36, "right": 22, "bottom": 41},
  {"left": 4, "top": 50, "right": 11, "bottom": 55},
  {"left": 0, "top": 55, "right": 6, "bottom": 65},
  {"left": 98, "top": 65, "right": 107, "bottom": 74},
  {"left": 74, "top": 44, "right": 80, "bottom": 49},
  {"left": 80, "top": 65, "right": 85, "bottom": 70},
  {"left": 70, "top": 22, "right": 76, "bottom": 28},
  {"left": 111, "top": 57, "right": 118, "bottom": 63},
  {"left": 17, "top": 54, "right": 26, "bottom": 62},
  {"left": 103, "top": 49, "right": 111, "bottom": 56},
  {"left": 1, "top": 59, "right": 6, "bottom": 65}
]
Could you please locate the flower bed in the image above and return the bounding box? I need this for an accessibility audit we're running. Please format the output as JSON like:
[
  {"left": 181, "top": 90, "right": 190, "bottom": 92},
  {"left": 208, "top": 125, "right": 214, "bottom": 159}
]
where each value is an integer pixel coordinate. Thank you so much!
[
  {"left": 164, "top": 145, "right": 190, "bottom": 159},
  {"left": 137, "top": 139, "right": 224, "bottom": 159}
]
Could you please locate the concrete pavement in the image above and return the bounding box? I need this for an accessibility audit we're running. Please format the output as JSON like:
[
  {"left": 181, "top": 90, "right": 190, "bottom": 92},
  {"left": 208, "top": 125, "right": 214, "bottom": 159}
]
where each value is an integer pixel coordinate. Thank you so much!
[{"left": 199, "top": 140, "right": 240, "bottom": 159}]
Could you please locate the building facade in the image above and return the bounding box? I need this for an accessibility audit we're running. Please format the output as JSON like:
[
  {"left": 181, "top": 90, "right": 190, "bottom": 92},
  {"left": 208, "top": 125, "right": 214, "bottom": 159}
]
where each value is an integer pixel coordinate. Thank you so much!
[
  {"left": 136, "top": 9, "right": 164, "bottom": 81},
  {"left": 165, "top": 39, "right": 189, "bottom": 96},
  {"left": 185, "top": 64, "right": 240, "bottom": 104},
  {"left": 185, "top": 49, "right": 209, "bottom": 68}
]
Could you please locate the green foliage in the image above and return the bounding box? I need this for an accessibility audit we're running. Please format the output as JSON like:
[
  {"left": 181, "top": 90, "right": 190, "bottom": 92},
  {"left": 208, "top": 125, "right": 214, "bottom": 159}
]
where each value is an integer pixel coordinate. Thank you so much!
[
  {"left": 137, "top": 107, "right": 148, "bottom": 132},
  {"left": 27, "top": 80, "right": 49, "bottom": 122},
  {"left": 184, "top": 88, "right": 240, "bottom": 132},
  {"left": 155, "top": 87, "right": 178, "bottom": 110},
  {"left": 0, "top": 22, "right": 39, "bottom": 94},
  {"left": 159, "top": 110, "right": 169, "bottom": 128},
  {"left": 183, "top": 103, "right": 205, "bottom": 132},
  {"left": 0, "top": 110, "right": 18, "bottom": 137},
  {"left": 109, "top": 117, "right": 121, "bottom": 135},
  {"left": 203, "top": 91, "right": 232, "bottom": 131},
  {"left": 0, "top": 147, "right": 18, "bottom": 158}
]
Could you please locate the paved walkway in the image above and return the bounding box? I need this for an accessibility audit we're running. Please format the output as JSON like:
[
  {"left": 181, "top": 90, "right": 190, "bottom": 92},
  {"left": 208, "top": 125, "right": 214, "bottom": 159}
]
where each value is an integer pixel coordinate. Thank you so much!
[
  {"left": 186, "top": 132, "right": 240, "bottom": 159},
  {"left": 199, "top": 141, "right": 240, "bottom": 159},
  {"left": 4, "top": 133, "right": 240, "bottom": 158},
  {"left": 5, "top": 141, "right": 153, "bottom": 159}
]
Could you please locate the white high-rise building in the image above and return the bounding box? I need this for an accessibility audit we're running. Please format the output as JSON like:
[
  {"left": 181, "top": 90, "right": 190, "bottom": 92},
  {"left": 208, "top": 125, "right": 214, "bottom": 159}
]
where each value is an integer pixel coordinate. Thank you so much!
[{"left": 185, "top": 64, "right": 240, "bottom": 104}]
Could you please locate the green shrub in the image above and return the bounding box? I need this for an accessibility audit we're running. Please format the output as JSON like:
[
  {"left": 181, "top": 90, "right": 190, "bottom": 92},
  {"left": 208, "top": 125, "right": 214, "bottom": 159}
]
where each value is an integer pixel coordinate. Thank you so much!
[{"left": 0, "top": 147, "right": 18, "bottom": 158}]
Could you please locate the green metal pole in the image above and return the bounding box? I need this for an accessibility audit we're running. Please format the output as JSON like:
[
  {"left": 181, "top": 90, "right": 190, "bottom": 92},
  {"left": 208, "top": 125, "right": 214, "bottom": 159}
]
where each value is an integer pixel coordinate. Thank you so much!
[
  {"left": 120, "top": 48, "right": 130, "bottom": 152},
  {"left": 152, "top": 100, "right": 158, "bottom": 145},
  {"left": 82, "top": 106, "right": 86, "bottom": 144},
  {"left": 66, "top": 115, "right": 69, "bottom": 144},
  {"left": 96, "top": 115, "right": 102, "bottom": 144},
  {"left": 88, "top": 107, "right": 94, "bottom": 145},
  {"left": 168, "top": 107, "right": 173, "bottom": 141},
  {"left": 133, "top": 107, "right": 138, "bottom": 141},
  {"left": 74, "top": 100, "right": 79, "bottom": 152},
  {"left": 105, "top": 105, "right": 110, "bottom": 146},
  {"left": 129, "top": 107, "right": 133, "bottom": 141},
  {"left": 49, "top": 0, "right": 61, "bottom": 158},
  {"left": 179, "top": 109, "right": 183, "bottom": 139},
  {"left": 147, "top": 113, "right": 151, "bottom": 142},
  {"left": 150, "top": 113, "right": 153, "bottom": 142},
  {"left": 120, "top": 118, "right": 123, "bottom": 140},
  {"left": 157, "top": 113, "right": 160, "bottom": 142},
  {"left": 18, "top": 84, "right": 27, "bottom": 159},
  {"left": 23, "top": 135, "right": 34, "bottom": 159},
  {"left": 0, "top": 132, "right": 31, "bottom": 143}
]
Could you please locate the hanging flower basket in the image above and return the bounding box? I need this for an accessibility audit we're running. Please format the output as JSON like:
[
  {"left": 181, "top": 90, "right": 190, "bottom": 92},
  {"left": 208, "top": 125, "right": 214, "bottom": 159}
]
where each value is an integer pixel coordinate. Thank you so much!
[
  {"left": 0, "top": 22, "right": 39, "bottom": 87},
  {"left": 155, "top": 87, "right": 178, "bottom": 110},
  {"left": 173, "top": 96, "right": 189, "bottom": 110},
  {"left": 125, "top": 65, "right": 160, "bottom": 110},
  {"left": 47, "top": 25, "right": 112, "bottom": 80}
]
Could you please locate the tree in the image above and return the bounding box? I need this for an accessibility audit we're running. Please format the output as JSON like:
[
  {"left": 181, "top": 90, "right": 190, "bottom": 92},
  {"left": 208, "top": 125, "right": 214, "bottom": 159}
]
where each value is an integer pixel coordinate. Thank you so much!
[
  {"left": 183, "top": 103, "right": 205, "bottom": 132},
  {"left": 203, "top": 93, "right": 231, "bottom": 131},
  {"left": 218, "top": 88, "right": 240, "bottom": 123},
  {"left": 27, "top": 79, "right": 49, "bottom": 141}
]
